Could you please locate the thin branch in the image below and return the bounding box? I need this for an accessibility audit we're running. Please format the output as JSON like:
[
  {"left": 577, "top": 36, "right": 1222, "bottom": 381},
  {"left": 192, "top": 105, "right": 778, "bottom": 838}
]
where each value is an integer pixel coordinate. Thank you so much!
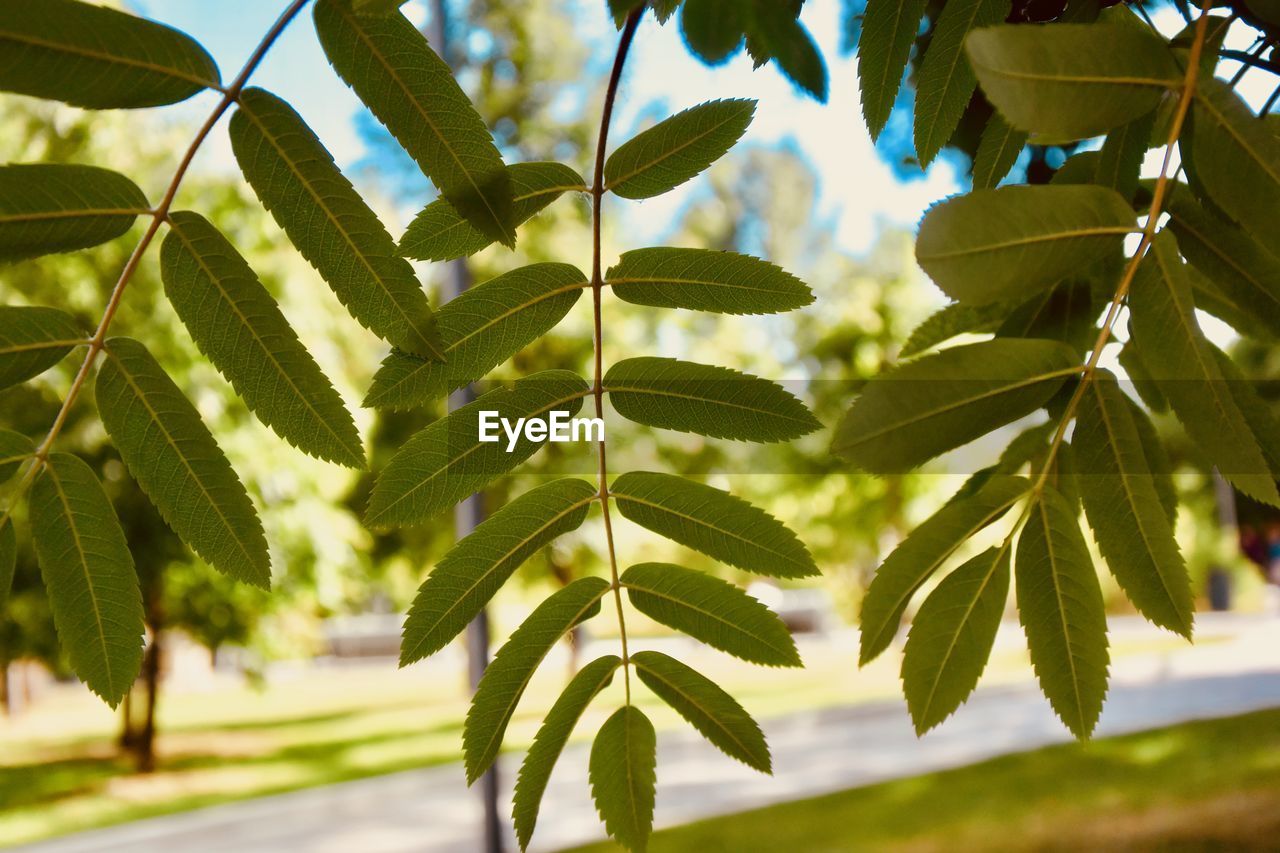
[
  {"left": 1221, "top": 47, "right": 1280, "bottom": 77},
  {"left": 591, "top": 8, "right": 643, "bottom": 705},
  {"left": 0, "top": 0, "right": 313, "bottom": 530}
]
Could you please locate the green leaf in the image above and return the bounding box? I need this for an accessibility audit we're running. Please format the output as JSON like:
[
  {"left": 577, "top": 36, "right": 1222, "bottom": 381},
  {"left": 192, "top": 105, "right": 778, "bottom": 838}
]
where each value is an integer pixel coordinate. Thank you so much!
[
  {"left": 399, "top": 162, "right": 586, "bottom": 262},
  {"left": 1094, "top": 111, "right": 1155, "bottom": 202},
  {"left": 0, "top": 0, "right": 220, "bottom": 109},
  {"left": 1124, "top": 396, "right": 1176, "bottom": 523},
  {"left": 0, "top": 164, "right": 149, "bottom": 263},
  {"left": 95, "top": 338, "right": 271, "bottom": 587},
  {"left": 230, "top": 87, "right": 443, "bottom": 360},
  {"left": 1190, "top": 78, "right": 1280, "bottom": 244},
  {"left": 632, "top": 650, "right": 770, "bottom": 772},
  {"left": 916, "top": 185, "right": 1136, "bottom": 304},
  {"left": 680, "top": 0, "right": 746, "bottom": 65},
  {"left": 610, "top": 471, "right": 818, "bottom": 579},
  {"left": 0, "top": 518, "right": 14, "bottom": 611},
  {"left": 0, "top": 429, "right": 32, "bottom": 484},
  {"left": 161, "top": 212, "right": 364, "bottom": 468},
  {"left": 859, "top": 475, "right": 1026, "bottom": 665},
  {"left": 750, "top": 7, "right": 827, "bottom": 102},
  {"left": 1165, "top": 186, "right": 1280, "bottom": 339},
  {"left": 604, "top": 357, "right": 820, "bottom": 443},
  {"left": 1117, "top": 341, "right": 1168, "bottom": 415},
  {"left": 972, "top": 113, "right": 1026, "bottom": 189},
  {"left": 914, "top": 0, "right": 1009, "bottom": 168},
  {"left": 513, "top": 655, "right": 621, "bottom": 851},
  {"left": 366, "top": 370, "right": 590, "bottom": 528},
  {"left": 622, "top": 563, "right": 800, "bottom": 667},
  {"left": 832, "top": 339, "right": 1080, "bottom": 474},
  {"left": 857, "top": 0, "right": 928, "bottom": 140},
  {"left": 348, "top": 0, "right": 411, "bottom": 13},
  {"left": 364, "top": 264, "right": 587, "bottom": 410},
  {"left": 463, "top": 576, "right": 610, "bottom": 783},
  {"left": 0, "top": 306, "right": 84, "bottom": 392},
  {"left": 590, "top": 706, "right": 657, "bottom": 853},
  {"left": 29, "top": 453, "right": 143, "bottom": 706},
  {"left": 1211, "top": 346, "right": 1280, "bottom": 482},
  {"left": 606, "top": 247, "right": 813, "bottom": 315},
  {"left": 400, "top": 478, "right": 597, "bottom": 666},
  {"left": 605, "top": 99, "right": 756, "bottom": 199},
  {"left": 902, "top": 545, "right": 1011, "bottom": 734},
  {"left": 609, "top": 0, "right": 646, "bottom": 26},
  {"left": 313, "top": 0, "right": 514, "bottom": 246},
  {"left": 1128, "top": 232, "right": 1279, "bottom": 505},
  {"left": 997, "top": 280, "right": 1100, "bottom": 355},
  {"left": 899, "top": 301, "right": 1011, "bottom": 358},
  {"left": 1074, "top": 370, "right": 1192, "bottom": 635},
  {"left": 1016, "top": 486, "right": 1110, "bottom": 739},
  {"left": 966, "top": 23, "right": 1180, "bottom": 140}
]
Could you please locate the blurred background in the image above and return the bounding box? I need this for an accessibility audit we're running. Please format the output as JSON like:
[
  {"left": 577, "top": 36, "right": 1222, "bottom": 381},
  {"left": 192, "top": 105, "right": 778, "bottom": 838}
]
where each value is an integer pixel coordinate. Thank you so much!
[{"left": 4, "top": 0, "right": 1280, "bottom": 850}]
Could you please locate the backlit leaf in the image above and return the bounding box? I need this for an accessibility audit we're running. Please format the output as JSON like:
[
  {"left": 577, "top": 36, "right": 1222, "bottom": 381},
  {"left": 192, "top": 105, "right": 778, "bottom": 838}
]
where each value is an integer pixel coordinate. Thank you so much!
[
  {"left": 1094, "top": 111, "right": 1155, "bottom": 202},
  {"left": 95, "top": 338, "right": 271, "bottom": 587},
  {"left": 680, "top": 0, "right": 746, "bottom": 65},
  {"left": 607, "top": 247, "right": 813, "bottom": 315},
  {"left": 0, "top": 306, "right": 84, "bottom": 391},
  {"left": 858, "top": 0, "right": 929, "bottom": 140},
  {"left": 1117, "top": 340, "right": 1168, "bottom": 414},
  {"left": 0, "top": 429, "right": 32, "bottom": 484},
  {"left": 972, "top": 113, "right": 1026, "bottom": 189},
  {"left": 590, "top": 706, "right": 657, "bottom": 853},
  {"left": 899, "top": 301, "right": 1011, "bottom": 358},
  {"left": 0, "top": 164, "right": 148, "bottom": 263},
  {"left": 1190, "top": 78, "right": 1280, "bottom": 244},
  {"left": 0, "top": 519, "right": 13, "bottom": 611},
  {"left": 611, "top": 471, "right": 818, "bottom": 579}
]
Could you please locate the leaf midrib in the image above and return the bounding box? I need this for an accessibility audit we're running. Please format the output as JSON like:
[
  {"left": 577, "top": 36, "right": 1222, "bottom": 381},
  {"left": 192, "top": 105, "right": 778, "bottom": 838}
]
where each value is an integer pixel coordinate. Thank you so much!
[
  {"left": 0, "top": 207, "right": 149, "bottom": 224},
  {"left": 1034, "top": 497, "right": 1087, "bottom": 733},
  {"left": 604, "top": 378, "right": 817, "bottom": 427},
  {"left": 1196, "top": 91, "right": 1280, "bottom": 188},
  {"left": 623, "top": 580, "right": 796, "bottom": 661},
  {"left": 605, "top": 105, "right": 747, "bottom": 192},
  {"left": 0, "top": 26, "right": 218, "bottom": 90},
  {"left": 633, "top": 659, "right": 759, "bottom": 763},
  {"left": 919, "top": 226, "right": 1135, "bottom": 262}
]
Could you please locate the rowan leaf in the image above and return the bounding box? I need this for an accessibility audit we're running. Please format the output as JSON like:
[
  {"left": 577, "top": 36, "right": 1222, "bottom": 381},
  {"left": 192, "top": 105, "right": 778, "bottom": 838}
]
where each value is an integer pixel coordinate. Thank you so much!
[
  {"left": 590, "top": 706, "right": 657, "bottom": 853},
  {"left": 1094, "top": 111, "right": 1155, "bottom": 202},
  {"left": 604, "top": 357, "right": 820, "bottom": 443},
  {"left": 1212, "top": 346, "right": 1280, "bottom": 481},
  {"left": 399, "top": 162, "right": 586, "bottom": 262},
  {"left": 902, "top": 545, "right": 1010, "bottom": 734},
  {"left": 606, "top": 247, "right": 813, "bottom": 315},
  {"left": 749, "top": 6, "right": 827, "bottom": 102},
  {"left": 364, "top": 263, "right": 587, "bottom": 411},
  {"left": 915, "top": 185, "right": 1136, "bottom": 304},
  {"left": 1117, "top": 341, "right": 1168, "bottom": 414},
  {"left": 621, "top": 563, "right": 799, "bottom": 667},
  {"left": 899, "top": 301, "right": 1011, "bottom": 358},
  {"left": 0, "top": 0, "right": 220, "bottom": 109},
  {"left": 914, "top": 0, "right": 1010, "bottom": 168},
  {"left": 0, "top": 429, "right": 32, "bottom": 484},
  {"left": 1190, "top": 77, "right": 1280, "bottom": 244},
  {"left": 1016, "top": 486, "right": 1110, "bottom": 739},
  {"left": 1074, "top": 371, "right": 1192, "bottom": 635},
  {"left": 859, "top": 475, "right": 1026, "bottom": 665},
  {"left": 0, "top": 518, "right": 14, "bottom": 611},
  {"left": 0, "top": 164, "right": 149, "bottom": 263},
  {"left": 29, "top": 453, "right": 143, "bottom": 706},
  {"left": 997, "top": 280, "right": 1100, "bottom": 355},
  {"left": 966, "top": 23, "right": 1180, "bottom": 140},
  {"left": 313, "top": 0, "right": 514, "bottom": 245},
  {"left": 0, "top": 306, "right": 85, "bottom": 391},
  {"left": 513, "top": 655, "right": 621, "bottom": 851},
  {"left": 972, "top": 113, "right": 1026, "bottom": 189},
  {"left": 95, "top": 338, "right": 271, "bottom": 587},
  {"left": 857, "top": 0, "right": 929, "bottom": 140},
  {"left": 632, "top": 650, "right": 770, "bottom": 772},
  {"left": 680, "top": 0, "right": 746, "bottom": 65},
  {"left": 161, "top": 212, "right": 363, "bottom": 468},
  {"left": 1128, "top": 232, "right": 1279, "bottom": 505},
  {"left": 463, "top": 576, "right": 610, "bottom": 783},
  {"left": 230, "top": 87, "right": 443, "bottom": 359},
  {"left": 832, "top": 339, "right": 1079, "bottom": 474},
  {"left": 610, "top": 471, "right": 818, "bottom": 579},
  {"left": 366, "top": 370, "right": 590, "bottom": 528},
  {"left": 604, "top": 99, "right": 756, "bottom": 200},
  {"left": 399, "top": 478, "right": 597, "bottom": 666}
]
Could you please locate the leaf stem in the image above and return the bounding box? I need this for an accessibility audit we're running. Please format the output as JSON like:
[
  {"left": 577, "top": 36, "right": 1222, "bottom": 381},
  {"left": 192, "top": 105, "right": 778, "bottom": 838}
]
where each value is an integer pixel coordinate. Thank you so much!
[
  {"left": 1030, "top": 0, "right": 1215, "bottom": 500},
  {"left": 592, "top": 8, "right": 643, "bottom": 705},
  {"left": 0, "top": 0, "right": 313, "bottom": 530}
]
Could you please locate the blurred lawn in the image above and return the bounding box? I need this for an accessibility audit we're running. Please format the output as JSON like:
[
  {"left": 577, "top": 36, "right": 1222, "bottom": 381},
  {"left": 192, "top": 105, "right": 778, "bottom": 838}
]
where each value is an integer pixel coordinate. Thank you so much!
[{"left": 572, "top": 709, "right": 1280, "bottom": 852}]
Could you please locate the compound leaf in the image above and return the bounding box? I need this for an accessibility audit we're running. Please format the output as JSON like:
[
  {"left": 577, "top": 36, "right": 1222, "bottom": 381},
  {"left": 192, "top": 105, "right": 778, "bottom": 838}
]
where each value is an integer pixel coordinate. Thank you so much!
[
  {"left": 29, "top": 453, "right": 143, "bottom": 706},
  {"left": 622, "top": 563, "right": 799, "bottom": 667},
  {"left": 605, "top": 99, "right": 755, "bottom": 200},
  {"left": 1094, "top": 111, "right": 1155, "bottom": 202},
  {"left": 313, "top": 0, "right": 514, "bottom": 245},
  {"left": 400, "top": 478, "right": 598, "bottom": 666},
  {"left": 858, "top": 0, "right": 929, "bottom": 140},
  {"left": 161, "top": 211, "right": 364, "bottom": 468},
  {"left": 611, "top": 471, "right": 817, "bottom": 579},
  {"left": 606, "top": 247, "right": 813, "bottom": 315},
  {"left": 916, "top": 185, "right": 1135, "bottom": 304},
  {"left": 833, "top": 339, "right": 1079, "bottom": 474},
  {"left": 364, "top": 264, "right": 587, "bottom": 410},
  {"left": 680, "top": 0, "right": 747, "bottom": 65},
  {"left": 972, "top": 113, "right": 1026, "bottom": 189},
  {"left": 0, "top": 0, "right": 220, "bottom": 109},
  {"left": 95, "top": 337, "right": 271, "bottom": 587},
  {"left": 0, "top": 164, "right": 149, "bottom": 263},
  {"left": 604, "top": 357, "right": 820, "bottom": 443},
  {"left": 0, "top": 429, "right": 32, "bottom": 484},
  {"left": 230, "top": 87, "right": 443, "bottom": 359},
  {"left": 463, "top": 576, "right": 610, "bottom": 783},
  {"left": 632, "top": 650, "right": 770, "bottom": 772},
  {"left": 899, "top": 301, "right": 1011, "bottom": 358},
  {"left": 0, "top": 306, "right": 85, "bottom": 391},
  {"left": 590, "top": 706, "right": 657, "bottom": 853}
]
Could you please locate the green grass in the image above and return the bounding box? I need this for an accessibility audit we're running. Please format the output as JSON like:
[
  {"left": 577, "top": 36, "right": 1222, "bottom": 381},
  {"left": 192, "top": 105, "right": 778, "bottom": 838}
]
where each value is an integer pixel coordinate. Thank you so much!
[{"left": 571, "top": 709, "right": 1280, "bottom": 852}]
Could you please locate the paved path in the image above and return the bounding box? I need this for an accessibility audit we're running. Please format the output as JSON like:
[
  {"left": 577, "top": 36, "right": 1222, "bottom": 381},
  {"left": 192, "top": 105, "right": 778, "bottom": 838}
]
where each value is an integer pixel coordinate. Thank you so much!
[{"left": 17, "top": 618, "right": 1280, "bottom": 853}]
